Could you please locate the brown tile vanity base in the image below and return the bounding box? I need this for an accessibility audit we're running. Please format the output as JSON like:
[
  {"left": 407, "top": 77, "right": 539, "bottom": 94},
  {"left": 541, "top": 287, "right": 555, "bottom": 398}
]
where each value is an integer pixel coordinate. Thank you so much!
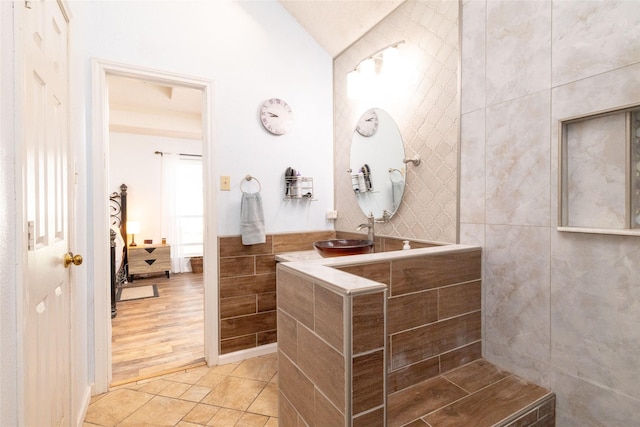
[
  {"left": 389, "top": 359, "right": 555, "bottom": 427},
  {"left": 276, "top": 244, "right": 555, "bottom": 427}
]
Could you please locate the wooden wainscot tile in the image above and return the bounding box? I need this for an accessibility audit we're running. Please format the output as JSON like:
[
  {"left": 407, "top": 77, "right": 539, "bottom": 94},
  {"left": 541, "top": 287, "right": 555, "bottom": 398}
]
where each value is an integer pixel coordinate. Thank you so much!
[
  {"left": 353, "top": 407, "right": 385, "bottom": 427},
  {"left": 315, "top": 388, "right": 345, "bottom": 426},
  {"left": 337, "top": 262, "right": 391, "bottom": 285},
  {"left": 352, "top": 350, "right": 384, "bottom": 414},
  {"left": 278, "top": 354, "right": 315, "bottom": 424},
  {"left": 255, "top": 254, "right": 276, "bottom": 274},
  {"left": 257, "top": 330, "right": 277, "bottom": 346},
  {"left": 220, "top": 335, "right": 256, "bottom": 354},
  {"left": 387, "top": 376, "right": 468, "bottom": 427},
  {"left": 314, "top": 284, "right": 344, "bottom": 350},
  {"left": 422, "top": 375, "right": 552, "bottom": 427},
  {"left": 438, "top": 280, "right": 481, "bottom": 320},
  {"left": 273, "top": 231, "right": 335, "bottom": 253},
  {"left": 352, "top": 291, "right": 385, "bottom": 354},
  {"left": 219, "top": 256, "right": 255, "bottom": 278},
  {"left": 297, "top": 325, "right": 346, "bottom": 412},
  {"left": 390, "top": 250, "right": 482, "bottom": 296},
  {"left": 220, "top": 295, "right": 257, "bottom": 319},
  {"left": 257, "top": 292, "right": 276, "bottom": 312},
  {"left": 442, "top": 359, "right": 511, "bottom": 393},
  {"left": 277, "top": 310, "right": 297, "bottom": 363},
  {"left": 390, "top": 312, "right": 481, "bottom": 370},
  {"left": 219, "top": 235, "right": 273, "bottom": 257},
  {"left": 387, "top": 356, "right": 440, "bottom": 394},
  {"left": 219, "top": 273, "right": 276, "bottom": 299},
  {"left": 277, "top": 268, "right": 314, "bottom": 329},
  {"left": 439, "top": 341, "right": 483, "bottom": 374},
  {"left": 220, "top": 312, "right": 276, "bottom": 339},
  {"left": 387, "top": 290, "right": 438, "bottom": 335}
]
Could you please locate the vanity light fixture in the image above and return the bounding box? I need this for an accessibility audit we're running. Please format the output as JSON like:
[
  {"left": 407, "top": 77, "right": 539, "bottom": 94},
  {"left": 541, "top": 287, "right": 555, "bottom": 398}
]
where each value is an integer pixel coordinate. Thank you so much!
[{"left": 347, "top": 40, "right": 405, "bottom": 100}]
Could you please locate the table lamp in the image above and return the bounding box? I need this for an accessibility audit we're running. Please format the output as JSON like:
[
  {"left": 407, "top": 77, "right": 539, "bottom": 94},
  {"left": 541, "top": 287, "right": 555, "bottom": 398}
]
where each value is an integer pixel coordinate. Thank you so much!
[{"left": 127, "top": 221, "right": 140, "bottom": 247}]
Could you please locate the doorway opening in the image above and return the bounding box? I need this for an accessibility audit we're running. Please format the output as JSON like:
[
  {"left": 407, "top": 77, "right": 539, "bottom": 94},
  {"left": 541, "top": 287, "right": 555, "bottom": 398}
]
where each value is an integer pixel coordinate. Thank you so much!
[
  {"left": 107, "top": 74, "right": 205, "bottom": 384},
  {"left": 92, "top": 60, "right": 218, "bottom": 394}
]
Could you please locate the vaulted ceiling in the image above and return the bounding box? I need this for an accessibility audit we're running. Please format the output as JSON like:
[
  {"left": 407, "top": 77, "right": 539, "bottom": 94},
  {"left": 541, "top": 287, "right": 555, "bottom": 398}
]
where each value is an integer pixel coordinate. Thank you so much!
[
  {"left": 278, "top": 0, "right": 405, "bottom": 57},
  {"left": 109, "top": 1, "right": 405, "bottom": 138}
]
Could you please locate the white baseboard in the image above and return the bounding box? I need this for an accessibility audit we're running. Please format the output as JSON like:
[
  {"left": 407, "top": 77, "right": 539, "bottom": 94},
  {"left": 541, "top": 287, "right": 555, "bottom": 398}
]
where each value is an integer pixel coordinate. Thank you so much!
[{"left": 217, "top": 343, "right": 277, "bottom": 365}]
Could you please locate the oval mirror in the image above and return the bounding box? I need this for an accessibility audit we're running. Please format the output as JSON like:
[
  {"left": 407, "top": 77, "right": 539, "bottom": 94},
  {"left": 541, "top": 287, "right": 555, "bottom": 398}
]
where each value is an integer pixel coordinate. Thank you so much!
[{"left": 350, "top": 108, "right": 406, "bottom": 220}]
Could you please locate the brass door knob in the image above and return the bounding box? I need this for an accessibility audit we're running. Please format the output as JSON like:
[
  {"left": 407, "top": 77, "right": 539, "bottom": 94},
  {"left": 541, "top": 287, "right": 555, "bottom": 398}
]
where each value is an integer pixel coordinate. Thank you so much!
[{"left": 64, "top": 252, "right": 83, "bottom": 268}]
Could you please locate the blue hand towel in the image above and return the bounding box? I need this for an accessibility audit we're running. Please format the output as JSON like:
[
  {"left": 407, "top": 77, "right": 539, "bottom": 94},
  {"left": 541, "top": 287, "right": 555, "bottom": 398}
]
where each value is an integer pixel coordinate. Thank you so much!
[{"left": 241, "top": 192, "right": 266, "bottom": 245}]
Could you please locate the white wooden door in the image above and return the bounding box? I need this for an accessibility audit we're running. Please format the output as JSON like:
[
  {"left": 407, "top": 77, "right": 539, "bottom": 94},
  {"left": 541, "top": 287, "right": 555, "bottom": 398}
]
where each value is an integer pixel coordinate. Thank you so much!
[{"left": 22, "top": 1, "right": 73, "bottom": 426}]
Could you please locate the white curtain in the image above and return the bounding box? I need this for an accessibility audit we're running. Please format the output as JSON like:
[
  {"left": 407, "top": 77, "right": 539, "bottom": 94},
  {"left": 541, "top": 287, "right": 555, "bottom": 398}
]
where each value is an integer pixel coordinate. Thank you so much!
[{"left": 160, "top": 153, "right": 203, "bottom": 273}]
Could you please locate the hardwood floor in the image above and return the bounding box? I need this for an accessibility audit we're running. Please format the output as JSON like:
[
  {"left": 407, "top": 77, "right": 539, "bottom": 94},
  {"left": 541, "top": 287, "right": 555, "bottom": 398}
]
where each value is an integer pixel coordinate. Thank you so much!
[{"left": 111, "top": 272, "right": 204, "bottom": 385}]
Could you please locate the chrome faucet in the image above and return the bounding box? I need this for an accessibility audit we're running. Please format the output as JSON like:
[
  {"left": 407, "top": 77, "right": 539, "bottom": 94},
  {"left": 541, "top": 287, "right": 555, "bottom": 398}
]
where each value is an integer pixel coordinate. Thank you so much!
[{"left": 356, "top": 213, "right": 376, "bottom": 242}]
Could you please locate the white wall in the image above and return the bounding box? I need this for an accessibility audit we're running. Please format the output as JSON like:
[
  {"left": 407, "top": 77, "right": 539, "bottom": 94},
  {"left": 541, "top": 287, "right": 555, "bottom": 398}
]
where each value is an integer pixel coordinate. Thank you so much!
[
  {"left": 72, "top": 0, "right": 335, "bottom": 236},
  {"left": 460, "top": 0, "right": 640, "bottom": 424},
  {"left": 109, "top": 133, "right": 203, "bottom": 246},
  {"left": 0, "top": 2, "right": 18, "bottom": 425},
  {"left": 69, "top": 0, "right": 334, "bottom": 389}
]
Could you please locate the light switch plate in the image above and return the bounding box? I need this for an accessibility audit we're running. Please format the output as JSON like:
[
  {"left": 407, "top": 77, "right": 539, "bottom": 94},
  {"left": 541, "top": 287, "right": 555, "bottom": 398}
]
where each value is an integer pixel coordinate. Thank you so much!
[{"left": 221, "top": 176, "right": 230, "bottom": 191}]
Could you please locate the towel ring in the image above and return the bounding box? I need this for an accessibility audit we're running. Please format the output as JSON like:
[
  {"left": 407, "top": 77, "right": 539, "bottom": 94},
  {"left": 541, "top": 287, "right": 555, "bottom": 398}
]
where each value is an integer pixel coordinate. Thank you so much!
[{"left": 241, "top": 175, "right": 262, "bottom": 192}]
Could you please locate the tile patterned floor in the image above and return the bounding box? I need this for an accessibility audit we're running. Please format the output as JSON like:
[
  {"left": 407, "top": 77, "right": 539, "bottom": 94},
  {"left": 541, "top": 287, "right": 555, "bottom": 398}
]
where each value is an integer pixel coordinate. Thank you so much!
[{"left": 84, "top": 353, "right": 278, "bottom": 427}]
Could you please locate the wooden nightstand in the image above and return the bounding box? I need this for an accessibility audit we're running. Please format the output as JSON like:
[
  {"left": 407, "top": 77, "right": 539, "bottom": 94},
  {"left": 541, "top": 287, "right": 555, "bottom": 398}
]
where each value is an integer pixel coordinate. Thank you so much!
[{"left": 128, "top": 244, "right": 171, "bottom": 281}]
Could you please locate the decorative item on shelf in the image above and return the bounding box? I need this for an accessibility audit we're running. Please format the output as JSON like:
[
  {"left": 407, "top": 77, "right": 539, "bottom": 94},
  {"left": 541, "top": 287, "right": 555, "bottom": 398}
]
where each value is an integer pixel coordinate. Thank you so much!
[
  {"left": 349, "top": 164, "right": 373, "bottom": 194},
  {"left": 126, "top": 221, "right": 140, "bottom": 247},
  {"left": 161, "top": 237, "right": 167, "bottom": 245},
  {"left": 284, "top": 167, "right": 315, "bottom": 200},
  {"left": 143, "top": 239, "right": 152, "bottom": 244}
]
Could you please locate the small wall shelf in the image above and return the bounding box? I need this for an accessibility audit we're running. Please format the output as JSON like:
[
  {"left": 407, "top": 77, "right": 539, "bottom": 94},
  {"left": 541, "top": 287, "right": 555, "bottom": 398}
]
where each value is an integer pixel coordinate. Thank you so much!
[{"left": 285, "top": 176, "right": 316, "bottom": 200}]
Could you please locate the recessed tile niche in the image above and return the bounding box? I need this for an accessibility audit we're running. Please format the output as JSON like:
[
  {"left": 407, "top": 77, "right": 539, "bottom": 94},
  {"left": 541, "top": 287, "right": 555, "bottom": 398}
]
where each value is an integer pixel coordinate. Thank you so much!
[{"left": 559, "top": 104, "right": 640, "bottom": 235}]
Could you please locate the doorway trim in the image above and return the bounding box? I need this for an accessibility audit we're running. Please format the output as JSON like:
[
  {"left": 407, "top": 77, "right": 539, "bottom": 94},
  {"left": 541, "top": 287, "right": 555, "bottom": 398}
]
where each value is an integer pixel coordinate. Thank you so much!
[{"left": 91, "top": 59, "right": 218, "bottom": 394}]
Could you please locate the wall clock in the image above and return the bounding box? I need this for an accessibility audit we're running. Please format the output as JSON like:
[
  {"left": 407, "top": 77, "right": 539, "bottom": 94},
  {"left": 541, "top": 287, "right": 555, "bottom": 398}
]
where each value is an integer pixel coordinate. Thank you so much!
[
  {"left": 260, "top": 98, "right": 293, "bottom": 135},
  {"left": 356, "top": 109, "right": 379, "bottom": 137}
]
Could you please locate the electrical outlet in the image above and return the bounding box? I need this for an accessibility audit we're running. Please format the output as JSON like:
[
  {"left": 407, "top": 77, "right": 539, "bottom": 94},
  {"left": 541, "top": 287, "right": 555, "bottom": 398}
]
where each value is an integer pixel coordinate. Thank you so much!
[
  {"left": 326, "top": 210, "right": 338, "bottom": 220},
  {"left": 221, "top": 176, "right": 231, "bottom": 191}
]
